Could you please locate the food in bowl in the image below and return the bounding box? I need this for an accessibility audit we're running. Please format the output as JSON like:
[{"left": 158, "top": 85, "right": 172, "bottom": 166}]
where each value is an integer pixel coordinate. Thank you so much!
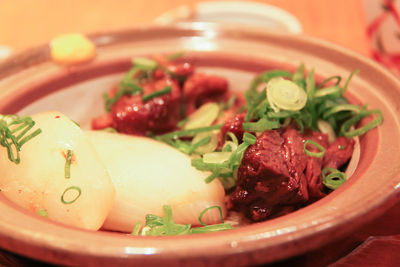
[{"left": 0, "top": 52, "right": 383, "bottom": 235}]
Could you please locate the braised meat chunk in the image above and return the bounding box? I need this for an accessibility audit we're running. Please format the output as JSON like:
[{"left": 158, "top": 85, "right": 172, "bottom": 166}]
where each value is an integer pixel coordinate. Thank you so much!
[{"left": 230, "top": 128, "right": 309, "bottom": 221}]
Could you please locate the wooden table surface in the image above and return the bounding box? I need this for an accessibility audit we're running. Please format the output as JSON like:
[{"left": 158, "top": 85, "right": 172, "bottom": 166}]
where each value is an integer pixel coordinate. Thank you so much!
[
  {"left": 2, "top": 0, "right": 397, "bottom": 266},
  {"left": 0, "top": 0, "right": 370, "bottom": 55}
]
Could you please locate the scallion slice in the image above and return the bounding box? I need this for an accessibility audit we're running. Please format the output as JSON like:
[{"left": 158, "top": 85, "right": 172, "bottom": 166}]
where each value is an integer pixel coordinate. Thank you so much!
[
  {"left": 61, "top": 186, "right": 82, "bottom": 204},
  {"left": 242, "top": 117, "right": 280, "bottom": 132},
  {"left": 322, "top": 167, "right": 347, "bottom": 190},
  {"left": 304, "top": 140, "right": 325, "bottom": 158},
  {"left": 198, "top": 206, "right": 224, "bottom": 226},
  {"left": 131, "top": 222, "right": 143, "bottom": 236},
  {"left": 340, "top": 108, "right": 383, "bottom": 137},
  {"left": 183, "top": 102, "right": 220, "bottom": 130},
  {"left": 266, "top": 77, "right": 307, "bottom": 111},
  {"left": 132, "top": 57, "right": 158, "bottom": 71},
  {"left": 0, "top": 115, "right": 42, "bottom": 164},
  {"left": 157, "top": 124, "right": 223, "bottom": 139},
  {"left": 142, "top": 86, "right": 172, "bottom": 102},
  {"left": 64, "top": 149, "right": 73, "bottom": 179},
  {"left": 37, "top": 209, "right": 48, "bottom": 218}
]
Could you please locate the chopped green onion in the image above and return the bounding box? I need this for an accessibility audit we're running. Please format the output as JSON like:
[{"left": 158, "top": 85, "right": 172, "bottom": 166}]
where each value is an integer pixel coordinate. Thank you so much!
[
  {"left": 157, "top": 124, "right": 222, "bottom": 139},
  {"left": 220, "top": 95, "right": 237, "bottom": 111},
  {"left": 102, "top": 127, "right": 118, "bottom": 133},
  {"left": 0, "top": 115, "right": 42, "bottom": 164},
  {"left": 322, "top": 167, "right": 347, "bottom": 190},
  {"left": 103, "top": 67, "right": 144, "bottom": 112},
  {"left": 142, "top": 86, "right": 172, "bottom": 102},
  {"left": 292, "top": 64, "right": 305, "bottom": 86},
  {"left": 188, "top": 136, "right": 211, "bottom": 155},
  {"left": 266, "top": 77, "right": 307, "bottom": 111},
  {"left": 318, "top": 75, "right": 342, "bottom": 89},
  {"left": 131, "top": 222, "right": 143, "bottom": 236},
  {"left": 183, "top": 102, "right": 220, "bottom": 130},
  {"left": 61, "top": 186, "right": 82, "bottom": 204},
  {"left": 242, "top": 117, "right": 280, "bottom": 132},
  {"left": 340, "top": 108, "right": 383, "bottom": 137},
  {"left": 243, "top": 132, "right": 257, "bottom": 144},
  {"left": 342, "top": 69, "right": 360, "bottom": 93},
  {"left": 322, "top": 104, "right": 360, "bottom": 119},
  {"left": 306, "top": 69, "right": 316, "bottom": 99},
  {"left": 191, "top": 132, "right": 218, "bottom": 154},
  {"left": 37, "top": 209, "right": 48, "bottom": 218},
  {"left": 198, "top": 206, "right": 224, "bottom": 226},
  {"left": 190, "top": 223, "right": 233, "bottom": 234},
  {"left": 64, "top": 149, "right": 73, "bottom": 179},
  {"left": 133, "top": 205, "right": 232, "bottom": 236},
  {"left": 203, "top": 152, "right": 232, "bottom": 164},
  {"left": 166, "top": 51, "right": 185, "bottom": 61},
  {"left": 132, "top": 57, "right": 158, "bottom": 71},
  {"left": 304, "top": 140, "right": 325, "bottom": 158},
  {"left": 314, "top": 84, "right": 342, "bottom": 99}
]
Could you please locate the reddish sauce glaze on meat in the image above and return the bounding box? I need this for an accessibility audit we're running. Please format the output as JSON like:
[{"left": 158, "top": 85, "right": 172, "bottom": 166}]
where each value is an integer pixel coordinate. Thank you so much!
[
  {"left": 92, "top": 55, "right": 377, "bottom": 224},
  {"left": 92, "top": 58, "right": 229, "bottom": 135},
  {"left": 229, "top": 127, "right": 354, "bottom": 221}
]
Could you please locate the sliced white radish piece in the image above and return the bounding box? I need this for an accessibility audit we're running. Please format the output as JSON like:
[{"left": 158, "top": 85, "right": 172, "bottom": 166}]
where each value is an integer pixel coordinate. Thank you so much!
[
  {"left": 0, "top": 111, "right": 115, "bottom": 230},
  {"left": 85, "top": 130, "right": 226, "bottom": 233}
]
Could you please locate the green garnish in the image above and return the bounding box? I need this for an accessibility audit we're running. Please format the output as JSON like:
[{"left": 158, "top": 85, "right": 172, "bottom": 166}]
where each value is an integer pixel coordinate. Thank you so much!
[
  {"left": 131, "top": 205, "right": 232, "bottom": 236},
  {"left": 166, "top": 51, "right": 185, "bottom": 61},
  {"left": 61, "top": 186, "right": 81, "bottom": 204},
  {"left": 340, "top": 107, "right": 383, "bottom": 137},
  {"left": 322, "top": 167, "right": 347, "bottom": 190},
  {"left": 102, "top": 127, "right": 118, "bottom": 133},
  {"left": 191, "top": 132, "right": 256, "bottom": 188},
  {"left": 132, "top": 57, "right": 158, "bottom": 71},
  {"left": 142, "top": 86, "right": 172, "bottom": 102},
  {"left": 37, "top": 209, "right": 48, "bottom": 218},
  {"left": 131, "top": 222, "right": 143, "bottom": 235},
  {"left": 0, "top": 115, "right": 42, "bottom": 164},
  {"left": 266, "top": 77, "right": 307, "bottom": 111},
  {"left": 103, "top": 67, "right": 143, "bottom": 112},
  {"left": 198, "top": 206, "right": 224, "bottom": 226},
  {"left": 105, "top": 56, "right": 163, "bottom": 112},
  {"left": 157, "top": 124, "right": 223, "bottom": 139},
  {"left": 304, "top": 140, "right": 325, "bottom": 158},
  {"left": 64, "top": 149, "right": 73, "bottom": 179},
  {"left": 242, "top": 66, "right": 381, "bottom": 138}
]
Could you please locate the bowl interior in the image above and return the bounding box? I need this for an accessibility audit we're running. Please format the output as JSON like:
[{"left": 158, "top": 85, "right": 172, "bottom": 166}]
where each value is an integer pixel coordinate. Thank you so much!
[{"left": 0, "top": 24, "right": 400, "bottom": 267}]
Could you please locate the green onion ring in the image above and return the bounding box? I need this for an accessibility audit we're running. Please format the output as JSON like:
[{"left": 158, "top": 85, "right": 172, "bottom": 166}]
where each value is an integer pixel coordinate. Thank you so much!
[
  {"left": 314, "top": 85, "right": 342, "bottom": 98},
  {"left": 198, "top": 206, "right": 224, "bottom": 226},
  {"left": 318, "top": 75, "right": 342, "bottom": 89},
  {"left": 142, "top": 86, "right": 172, "bottom": 102},
  {"left": 322, "top": 167, "right": 347, "bottom": 190},
  {"left": 322, "top": 104, "right": 360, "bottom": 119},
  {"left": 61, "top": 186, "right": 82, "bottom": 204},
  {"left": 340, "top": 109, "right": 383, "bottom": 138},
  {"left": 304, "top": 140, "right": 325, "bottom": 158}
]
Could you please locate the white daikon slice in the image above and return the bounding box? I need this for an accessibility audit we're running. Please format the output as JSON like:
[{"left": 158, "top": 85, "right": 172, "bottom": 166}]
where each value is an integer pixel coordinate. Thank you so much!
[
  {"left": 85, "top": 130, "right": 226, "bottom": 233},
  {"left": 0, "top": 111, "right": 115, "bottom": 230}
]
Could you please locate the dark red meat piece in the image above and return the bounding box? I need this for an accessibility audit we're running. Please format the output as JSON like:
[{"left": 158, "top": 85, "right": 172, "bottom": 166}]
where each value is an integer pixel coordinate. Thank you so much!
[
  {"left": 219, "top": 113, "right": 246, "bottom": 145},
  {"left": 183, "top": 73, "right": 229, "bottom": 114},
  {"left": 109, "top": 77, "right": 181, "bottom": 135},
  {"left": 324, "top": 136, "right": 355, "bottom": 169},
  {"left": 230, "top": 128, "right": 309, "bottom": 221},
  {"left": 303, "top": 130, "right": 330, "bottom": 200}
]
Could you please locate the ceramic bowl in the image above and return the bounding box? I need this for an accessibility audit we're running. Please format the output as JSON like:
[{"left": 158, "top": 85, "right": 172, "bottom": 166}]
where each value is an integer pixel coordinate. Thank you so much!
[{"left": 0, "top": 23, "right": 400, "bottom": 267}]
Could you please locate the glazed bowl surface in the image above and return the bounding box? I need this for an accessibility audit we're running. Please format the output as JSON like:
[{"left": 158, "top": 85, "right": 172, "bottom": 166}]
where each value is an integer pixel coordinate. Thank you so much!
[{"left": 0, "top": 23, "right": 400, "bottom": 267}]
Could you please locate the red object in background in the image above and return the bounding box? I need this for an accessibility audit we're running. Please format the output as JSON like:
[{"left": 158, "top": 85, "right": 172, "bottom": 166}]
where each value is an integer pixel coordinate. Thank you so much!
[{"left": 368, "top": 0, "right": 400, "bottom": 75}]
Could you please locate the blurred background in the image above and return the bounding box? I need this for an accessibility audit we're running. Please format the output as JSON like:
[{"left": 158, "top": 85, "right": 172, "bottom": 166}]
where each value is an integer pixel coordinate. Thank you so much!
[
  {"left": 0, "top": 0, "right": 399, "bottom": 266},
  {"left": 0, "top": 0, "right": 399, "bottom": 76}
]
